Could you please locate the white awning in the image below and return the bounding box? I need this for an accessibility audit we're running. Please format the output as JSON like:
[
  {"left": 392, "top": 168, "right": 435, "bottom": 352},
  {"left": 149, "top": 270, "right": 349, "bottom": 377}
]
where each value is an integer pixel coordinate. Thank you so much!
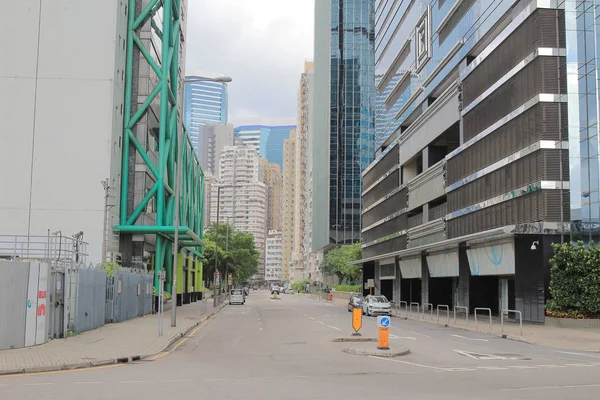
[
  {"left": 399, "top": 257, "right": 422, "bottom": 279},
  {"left": 426, "top": 250, "right": 459, "bottom": 277},
  {"left": 466, "top": 240, "right": 515, "bottom": 276}
]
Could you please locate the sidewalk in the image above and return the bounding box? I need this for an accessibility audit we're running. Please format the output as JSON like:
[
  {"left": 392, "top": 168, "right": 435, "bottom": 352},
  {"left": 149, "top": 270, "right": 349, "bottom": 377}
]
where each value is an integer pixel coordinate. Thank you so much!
[
  {"left": 306, "top": 295, "right": 600, "bottom": 351},
  {"left": 0, "top": 300, "right": 225, "bottom": 375}
]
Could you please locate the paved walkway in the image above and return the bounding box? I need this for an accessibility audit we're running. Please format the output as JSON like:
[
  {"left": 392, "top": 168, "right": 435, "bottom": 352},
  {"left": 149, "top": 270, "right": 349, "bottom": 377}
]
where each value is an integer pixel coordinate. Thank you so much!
[
  {"left": 307, "top": 294, "right": 600, "bottom": 351},
  {"left": 0, "top": 300, "right": 224, "bottom": 375}
]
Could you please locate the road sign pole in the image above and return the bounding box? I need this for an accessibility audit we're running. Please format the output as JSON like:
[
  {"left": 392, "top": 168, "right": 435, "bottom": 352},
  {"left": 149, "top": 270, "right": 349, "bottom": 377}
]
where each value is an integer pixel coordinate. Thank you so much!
[{"left": 377, "top": 316, "right": 390, "bottom": 350}]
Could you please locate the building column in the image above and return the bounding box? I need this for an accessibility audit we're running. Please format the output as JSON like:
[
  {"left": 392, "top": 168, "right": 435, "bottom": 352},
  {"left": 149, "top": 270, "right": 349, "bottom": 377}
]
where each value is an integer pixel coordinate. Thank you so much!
[
  {"left": 374, "top": 261, "right": 381, "bottom": 295},
  {"left": 421, "top": 253, "right": 429, "bottom": 306},
  {"left": 458, "top": 245, "right": 470, "bottom": 309}
]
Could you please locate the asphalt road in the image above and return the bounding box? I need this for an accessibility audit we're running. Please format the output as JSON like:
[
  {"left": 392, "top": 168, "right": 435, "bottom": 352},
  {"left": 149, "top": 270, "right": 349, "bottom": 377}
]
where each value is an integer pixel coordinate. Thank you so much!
[{"left": 1, "top": 291, "right": 600, "bottom": 399}]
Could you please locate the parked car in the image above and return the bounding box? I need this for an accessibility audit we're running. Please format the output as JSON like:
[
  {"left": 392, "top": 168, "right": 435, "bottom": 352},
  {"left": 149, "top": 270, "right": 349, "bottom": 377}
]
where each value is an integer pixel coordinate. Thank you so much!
[
  {"left": 284, "top": 287, "right": 294, "bottom": 294},
  {"left": 348, "top": 296, "right": 364, "bottom": 312},
  {"left": 229, "top": 289, "right": 245, "bottom": 305},
  {"left": 271, "top": 286, "right": 280, "bottom": 295},
  {"left": 362, "top": 295, "right": 392, "bottom": 316}
]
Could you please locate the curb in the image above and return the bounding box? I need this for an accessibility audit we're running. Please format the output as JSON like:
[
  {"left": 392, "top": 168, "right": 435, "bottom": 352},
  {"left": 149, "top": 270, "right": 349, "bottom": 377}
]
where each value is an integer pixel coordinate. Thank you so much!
[
  {"left": 0, "top": 302, "right": 228, "bottom": 377},
  {"left": 332, "top": 337, "right": 377, "bottom": 343},
  {"left": 343, "top": 347, "right": 410, "bottom": 357}
]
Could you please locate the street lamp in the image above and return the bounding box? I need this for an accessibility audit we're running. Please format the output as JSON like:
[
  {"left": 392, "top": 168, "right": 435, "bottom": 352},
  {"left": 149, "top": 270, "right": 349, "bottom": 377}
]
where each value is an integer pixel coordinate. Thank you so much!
[{"left": 213, "top": 185, "right": 239, "bottom": 306}]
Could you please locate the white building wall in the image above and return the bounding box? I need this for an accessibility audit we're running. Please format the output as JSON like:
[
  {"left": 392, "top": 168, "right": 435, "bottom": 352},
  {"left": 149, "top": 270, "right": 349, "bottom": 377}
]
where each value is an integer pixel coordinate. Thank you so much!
[
  {"left": 265, "top": 230, "right": 283, "bottom": 281},
  {"left": 0, "top": 1, "right": 126, "bottom": 263}
]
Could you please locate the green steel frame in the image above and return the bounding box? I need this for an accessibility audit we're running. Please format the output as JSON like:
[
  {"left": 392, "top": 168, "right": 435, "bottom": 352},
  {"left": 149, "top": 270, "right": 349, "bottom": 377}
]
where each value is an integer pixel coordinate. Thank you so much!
[{"left": 115, "top": 0, "right": 205, "bottom": 292}]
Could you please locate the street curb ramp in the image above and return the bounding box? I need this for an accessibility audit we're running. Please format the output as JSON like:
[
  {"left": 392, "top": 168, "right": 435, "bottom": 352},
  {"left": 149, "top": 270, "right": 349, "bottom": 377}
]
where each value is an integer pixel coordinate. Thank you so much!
[{"left": 0, "top": 302, "right": 228, "bottom": 377}]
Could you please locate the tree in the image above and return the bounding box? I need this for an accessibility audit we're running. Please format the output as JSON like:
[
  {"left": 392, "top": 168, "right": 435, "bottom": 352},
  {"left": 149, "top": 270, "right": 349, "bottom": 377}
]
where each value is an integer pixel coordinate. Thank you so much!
[
  {"left": 320, "top": 243, "right": 362, "bottom": 284},
  {"left": 202, "top": 223, "right": 259, "bottom": 285}
]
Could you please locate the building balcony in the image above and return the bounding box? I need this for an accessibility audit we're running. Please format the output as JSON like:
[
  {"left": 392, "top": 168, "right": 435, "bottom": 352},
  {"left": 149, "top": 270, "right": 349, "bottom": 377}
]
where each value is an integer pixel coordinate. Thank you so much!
[{"left": 407, "top": 160, "right": 445, "bottom": 211}]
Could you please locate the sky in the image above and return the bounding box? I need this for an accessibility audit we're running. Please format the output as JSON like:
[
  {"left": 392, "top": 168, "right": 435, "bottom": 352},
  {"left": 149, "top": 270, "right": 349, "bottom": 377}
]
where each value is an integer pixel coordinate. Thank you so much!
[{"left": 185, "top": 0, "right": 315, "bottom": 127}]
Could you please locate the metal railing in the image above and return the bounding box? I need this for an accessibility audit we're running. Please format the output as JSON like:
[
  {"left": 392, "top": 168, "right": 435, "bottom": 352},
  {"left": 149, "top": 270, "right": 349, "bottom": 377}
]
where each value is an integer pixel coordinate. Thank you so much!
[
  {"left": 410, "top": 302, "right": 420, "bottom": 319},
  {"left": 0, "top": 234, "right": 88, "bottom": 265},
  {"left": 437, "top": 304, "right": 450, "bottom": 324},
  {"left": 501, "top": 309, "right": 523, "bottom": 336},
  {"left": 454, "top": 306, "right": 469, "bottom": 326},
  {"left": 422, "top": 303, "right": 434, "bottom": 320},
  {"left": 397, "top": 301, "right": 408, "bottom": 317},
  {"left": 474, "top": 307, "right": 492, "bottom": 331}
]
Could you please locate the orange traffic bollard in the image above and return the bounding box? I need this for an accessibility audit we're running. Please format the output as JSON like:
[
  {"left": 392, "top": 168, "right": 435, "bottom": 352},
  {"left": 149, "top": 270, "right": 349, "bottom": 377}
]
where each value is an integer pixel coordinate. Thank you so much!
[
  {"left": 377, "top": 315, "right": 390, "bottom": 350},
  {"left": 352, "top": 307, "right": 362, "bottom": 336}
]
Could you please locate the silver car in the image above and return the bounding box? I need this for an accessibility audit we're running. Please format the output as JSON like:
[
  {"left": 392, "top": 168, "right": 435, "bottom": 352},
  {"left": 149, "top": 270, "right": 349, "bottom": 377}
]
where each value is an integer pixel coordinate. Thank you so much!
[
  {"left": 229, "top": 289, "right": 245, "bottom": 305},
  {"left": 362, "top": 295, "right": 392, "bottom": 316}
]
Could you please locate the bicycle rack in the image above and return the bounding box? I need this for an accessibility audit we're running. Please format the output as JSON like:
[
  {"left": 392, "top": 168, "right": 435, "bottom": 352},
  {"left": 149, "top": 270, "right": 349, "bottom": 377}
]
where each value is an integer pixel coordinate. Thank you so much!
[
  {"left": 454, "top": 306, "right": 469, "bottom": 326},
  {"left": 437, "top": 304, "right": 450, "bottom": 324},
  {"left": 501, "top": 309, "right": 523, "bottom": 336},
  {"left": 474, "top": 307, "right": 492, "bottom": 331}
]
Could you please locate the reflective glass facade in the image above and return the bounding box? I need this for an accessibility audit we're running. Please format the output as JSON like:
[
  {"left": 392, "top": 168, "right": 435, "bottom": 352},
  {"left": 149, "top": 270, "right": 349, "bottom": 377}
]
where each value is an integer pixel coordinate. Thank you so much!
[
  {"left": 233, "top": 125, "right": 295, "bottom": 170},
  {"left": 329, "top": 0, "right": 376, "bottom": 244},
  {"left": 562, "top": 0, "right": 600, "bottom": 241},
  {"left": 183, "top": 77, "right": 228, "bottom": 152}
]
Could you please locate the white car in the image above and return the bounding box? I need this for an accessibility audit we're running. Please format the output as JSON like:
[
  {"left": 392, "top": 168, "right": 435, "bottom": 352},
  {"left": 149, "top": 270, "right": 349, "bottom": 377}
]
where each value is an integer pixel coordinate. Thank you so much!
[
  {"left": 229, "top": 289, "right": 245, "bottom": 305},
  {"left": 362, "top": 295, "right": 392, "bottom": 316}
]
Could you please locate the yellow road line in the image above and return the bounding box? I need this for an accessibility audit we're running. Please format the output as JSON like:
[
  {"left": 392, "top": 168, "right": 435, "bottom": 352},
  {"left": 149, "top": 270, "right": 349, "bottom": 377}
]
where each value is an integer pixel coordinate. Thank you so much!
[
  {"left": 0, "top": 364, "right": 123, "bottom": 378},
  {"left": 146, "top": 318, "right": 211, "bottom": 361}
]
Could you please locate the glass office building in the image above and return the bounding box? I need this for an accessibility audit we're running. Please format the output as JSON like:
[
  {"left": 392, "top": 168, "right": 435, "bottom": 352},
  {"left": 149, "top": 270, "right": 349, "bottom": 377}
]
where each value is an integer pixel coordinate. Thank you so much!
[
  {"left": 183, "top": 76, "right": 228, "bottom": 152},
  {"left": 233, "top": 125, "right": 295, "bottom": 170},
  {"left": 313, "top": 0, "right": 375, "bottom": 248},
  {"left": 355, "top": 0, "right": 600, "bottom": 323}
]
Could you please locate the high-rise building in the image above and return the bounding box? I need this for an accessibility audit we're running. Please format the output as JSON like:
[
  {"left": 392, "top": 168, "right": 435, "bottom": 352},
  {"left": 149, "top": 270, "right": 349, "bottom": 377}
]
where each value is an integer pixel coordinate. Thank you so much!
[
  {"left": 202, "top": 175, "right": 217, "bottom": 229},
  {"left": 355, "top": 0, "right": 600, "bottom": 324},
  {"left": 197, "top": 123, "right": 234, "bottom": 176},
  {"left": 312, "top": 0, "right": 376, "bottom": 252},
  {"left": 260, "top": 159, "right": 283, "bottom": 231},
  {"left": 265, "top": 230, "right": 283, "bottom": 281},
  {"left": 234, "top": 125, "right": 296, "bottom": 170},
  {"left": 282, "top": 130, "right": 297, "bottom": 280},
  {"left": 211, "top": 145, "right": 267, "bottom": 279},
  {"left": 183, "top": 75, "right": 228, "bottom": 152}
]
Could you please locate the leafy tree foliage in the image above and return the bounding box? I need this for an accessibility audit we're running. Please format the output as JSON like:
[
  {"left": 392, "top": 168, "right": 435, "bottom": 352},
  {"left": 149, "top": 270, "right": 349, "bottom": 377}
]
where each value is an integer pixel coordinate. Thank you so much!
[
  {"left": 202, "top": 223, "right": 259, "bottom": 284},
  {"left": 548, "top": 241, "right": 600, "bottom": 317},
  {"left": 320, "top": 243, "right": 362, "bottom": 284}
]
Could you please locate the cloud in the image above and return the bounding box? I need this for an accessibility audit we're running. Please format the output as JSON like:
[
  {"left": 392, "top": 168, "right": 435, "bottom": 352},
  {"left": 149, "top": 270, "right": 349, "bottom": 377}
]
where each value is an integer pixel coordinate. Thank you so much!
[{"left": 185, "top": 0, "right": 314, "bottom": 126}]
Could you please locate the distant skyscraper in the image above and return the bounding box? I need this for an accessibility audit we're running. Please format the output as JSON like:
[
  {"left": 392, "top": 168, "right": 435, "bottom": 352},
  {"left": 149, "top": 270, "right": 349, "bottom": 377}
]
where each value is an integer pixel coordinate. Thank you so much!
[
  {"left": 184, "top": 75, "right": 228, "bottom": 152},
  {"left": 313, "top": 0, "right": 375, "bottom": 249},
  {"left": 265, "top": 230, "right": 283, "bottom": 281},
  {"left": 234, "top": 125, "right": 296, "bottom": 170},
  {"left": 197, "top": 123, "right": 234, "bottom": 176},
  {"left": 260, "top": 159, "right": 283, "bottom": 231}
]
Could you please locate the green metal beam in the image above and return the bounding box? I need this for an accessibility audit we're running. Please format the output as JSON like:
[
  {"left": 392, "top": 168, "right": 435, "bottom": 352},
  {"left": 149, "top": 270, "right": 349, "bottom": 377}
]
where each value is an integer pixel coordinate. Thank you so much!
[{"left": 120, "top": 0, "right": 205, "bottom": 293}]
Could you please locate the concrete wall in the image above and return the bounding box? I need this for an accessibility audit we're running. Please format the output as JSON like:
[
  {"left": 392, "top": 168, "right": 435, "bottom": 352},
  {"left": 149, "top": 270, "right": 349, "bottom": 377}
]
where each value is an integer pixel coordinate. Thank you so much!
[{"left": 0, "top": 1, "right": 126, "bottom": 262}]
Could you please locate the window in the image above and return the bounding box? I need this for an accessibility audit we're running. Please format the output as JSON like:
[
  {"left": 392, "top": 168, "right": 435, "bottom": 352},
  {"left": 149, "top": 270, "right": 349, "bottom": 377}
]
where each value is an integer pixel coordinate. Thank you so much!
[{"left": 414, "top": 6, "right": 431, "bottom": 73}]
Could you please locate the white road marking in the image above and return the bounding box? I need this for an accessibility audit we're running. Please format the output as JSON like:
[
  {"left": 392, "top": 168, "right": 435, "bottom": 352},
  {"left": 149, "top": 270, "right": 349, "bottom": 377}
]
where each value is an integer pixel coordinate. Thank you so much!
[
  {"left": 444, "top": 367, "right": 475, "bottom": 371},
  {"left": 328, "top": 325, "right": 342, "bottom": 331},
  {"left": 508, "top": 365, "right": 537, "bottom": 369},
  {"left": 503, "top": 383, "right": 600, "bottom": 391},
  {"left": 453, "top": 350, "right": 481, "bottom": 359},
  {"left": 369, "top": 356, "right": 447, "bottom": 371},
  {"left": 309, "top": 317, "right": 315, "bottom": 320},
  {"left": 260, "top": 327, "right": 263, "bottom": 331},
  {"left": 536, "top": 365, "right": 566, "bottom": 368},
  {"left": 25, "top": 383, "right": 54, "bottom": 386},
  {"left": 477, "top": 366, "right": 508, "bottom": 370},
  {"left": 408, "top": 330, "right": 431, "bottom": 338},
  {"left": 557, "top": 351, "right": 600, "bottom": 359},
  {"left": 318, "top": 321, "right": 325, "bottom": 325},
  {"left": 451, "top": 334, "right": 488, "bottom": 342},
  {"left": 390, "top": 334, "right": 416, "bottom": 340},
  {"left": 566, "top": 363, "right": 595, "bottom": 367}
]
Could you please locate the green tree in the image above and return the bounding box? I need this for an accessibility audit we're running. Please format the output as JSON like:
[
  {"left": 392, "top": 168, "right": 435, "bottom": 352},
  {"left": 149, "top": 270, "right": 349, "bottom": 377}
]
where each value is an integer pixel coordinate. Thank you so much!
[
  {"left": 548, "top": 241, "right": 600, "bottom": 317},
  {"left": 202, "top": 223, "right": 259, "bottom": 285},
  {"left": 320, "top": 243, "right": 362, "bottom": 284}
]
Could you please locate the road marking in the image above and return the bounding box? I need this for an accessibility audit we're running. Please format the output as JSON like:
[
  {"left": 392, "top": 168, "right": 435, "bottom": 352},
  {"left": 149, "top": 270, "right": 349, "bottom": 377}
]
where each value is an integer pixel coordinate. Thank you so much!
[
  {"left": 369, "top": 356, "right": 447, "bottom": 371},
  {"left": 557, "top": 351, "right": 600, "bottom": 359},
  {"left": 508, "top": 365, "right": 537, "bottom": 369},
  {"left": 328, "top": 325, "right": 342, "bottom": 331},
  {"left": 74, "top": 381, "right": 103, "bottom": 385},
  {"left": 477, "top": 366, "right": 508, "bottom": 370},
  {"left": 146, "top": 351, "right": 169, "bottom": 361},
  {"left": 451, "top": 334, "right": 488, "bottom": 342},
  {"left": 0, "top": 364, "right": 123, "bottom": 378},
  {"left": 566, "top": 363, "right": 595, "bottom": 367},
  {"left": 260, "top": 328, "right": 263, "bottom": 331},
  {"left": 453, "top": 350, "right": 480, "bottom": 359},
  {"left": 502, "top": 383, "right": 600, "bottom": 391},
  {"left": 390, "top": 334, "right": 416, "bottom": 340},
  {"left": 444, "top": 367, "right": 475, "bottom": 371},
  {"left": 25, "top": 383, "right": 54, "bottom": 386},
  {"left": 309, "top": 317, "right": 315, "bottom": 320},
  {"left": 536, "top": 364, "right": 567, "bottom": 368},
  {"left": 408, "top": 330, "right": 431, "bottom": 338}
]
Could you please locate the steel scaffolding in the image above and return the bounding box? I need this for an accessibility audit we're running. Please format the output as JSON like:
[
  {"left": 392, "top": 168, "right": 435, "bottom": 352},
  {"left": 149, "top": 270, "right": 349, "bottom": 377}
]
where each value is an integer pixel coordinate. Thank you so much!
[{"left": 115, "top": 0, "right": 204, "bottom": 292}]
